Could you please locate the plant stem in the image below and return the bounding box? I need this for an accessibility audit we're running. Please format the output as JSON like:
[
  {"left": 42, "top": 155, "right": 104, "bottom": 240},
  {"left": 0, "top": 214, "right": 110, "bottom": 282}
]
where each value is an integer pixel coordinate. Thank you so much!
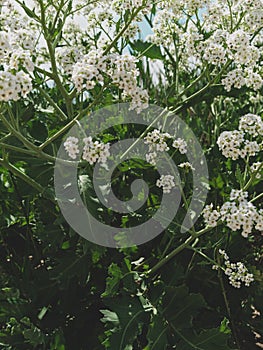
[
  {"left": 38, "top": 86, "right": 68, "bottom": 121},
  {"left": 103, "top": 7, "right": 143, "bottom": 56},
  {"left": 0, "top": 143, "right": 36, "bottom": 156},
  {"left": 39, "top": 85, "right": 107, "bottom": 150},
  {"left": 38, "top": 0, "right": 73, "bottom": 117},
  {"left": 0, "top": 112, "right": 55, "bottom": 161},
  {"left": 120, "top": 107, "right": 170, "bottom": 160},
  {"left": 243, "top": 163, "right": 263, "bottom": 191},
  {"left": 0, "top": 158, "right": 55, "bottom": 202},
  {"left": 250, "top": 191, "right": 263, "bottom": 203},
  {"left": 217, "top": 257, "right": 241, "bottom": 350},
  {"left": 148, "top": 223, "right": 222, "bottom": 276}
]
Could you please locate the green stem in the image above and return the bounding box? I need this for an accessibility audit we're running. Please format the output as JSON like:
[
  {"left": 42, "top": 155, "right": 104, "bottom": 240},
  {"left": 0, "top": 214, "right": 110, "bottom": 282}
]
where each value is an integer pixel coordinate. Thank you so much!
[
  {"left": 217, "top": 254, "right": 241, "bottom": 350},
  {"left": 38, "top": 0, "right": 72, "bottom": 117},
  {"left": 0, "top": 158, "right": 55, "bottom": 202},
  {"left": 35, "top": 66, "right": 55, "bottom": 80},
  {"left": 170, "top": 324, "right": 203, "bottom": 350},
  {"left": 250, "top": 191, "right": 263, "bottom": 203},
  {"left": 0, "top": 133, "right": 11, "bottom": 142},
  {"left": 243, "top": 163, "right": 263, "bottom": 191},
  {"left": 0, "top": 112, "right": 56, "bottom": 162},
  {"left": 38, "top": 86, "right": 68, "bottom": 121},
  {"left": 169, "top": 60, "right": 232, "bottom": 114},
  {"left": 39, "top": 85, "right": 107, "bottom": 150},
  {"left": 148, "top": 223, "right": 221, "bottom": 276},
  {"left": 187, "top": 246, "right": 220, "bottom": 268},
  {"left": 103, "top": 6, "right": 143, "bottom": 56},
  {"left": 120, "top": 107, "right": 170, "bottom": 161},
  {"left": 0, "top": 143, "right": 36, "bottom": 156},
  {"left": 7, "top": 105, "right": 18, "bottom": 129},
  {"left": 0, "top": 112, "right": 39, "bottom": 152}
]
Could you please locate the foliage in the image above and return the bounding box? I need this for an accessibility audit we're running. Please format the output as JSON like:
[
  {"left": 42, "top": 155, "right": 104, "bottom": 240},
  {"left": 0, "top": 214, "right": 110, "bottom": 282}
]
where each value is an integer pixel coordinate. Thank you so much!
[{"left": 0, "top": 0, "right": 262, "bottom": 349}]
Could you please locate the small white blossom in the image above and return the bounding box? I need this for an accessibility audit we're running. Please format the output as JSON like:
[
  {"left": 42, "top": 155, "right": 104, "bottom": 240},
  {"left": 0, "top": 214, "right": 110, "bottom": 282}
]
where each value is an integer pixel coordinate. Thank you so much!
[
  {"left": 82, "top": 137, "right": 110, "bottom": 165},
  {"left": 172, "top": 138, "right": 187, "bottom": 154},
  {"left": 156, "top": 175, "right": 176, "bottom": 193},
  {"left": 203, "top": 204, "right": 221, "bottom": 227},
  {"left": 216, "top": 250, "right": 254, "bottom": 288},
  {"left": 64, "top": 137, "right": 80, "bottom": 160},
  {"left": 178, "top": 162, "right": 195, "bottom": 171}
]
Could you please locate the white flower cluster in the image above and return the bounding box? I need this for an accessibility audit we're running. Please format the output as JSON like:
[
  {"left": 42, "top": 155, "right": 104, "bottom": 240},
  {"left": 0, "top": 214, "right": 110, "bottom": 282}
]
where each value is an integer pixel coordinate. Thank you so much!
[
  {"left": 178, "top": 162, "right": 195, "bottom": 171},
  {"left": 172, "top": 138, "right": 187, "bottom": 154},
  {"left": 64, "top": 136, "right": 110, "bottom": 165},
  {"left": 148, "top": 0, "right": 262, "bottom": 90},
  {"left": 148, "top": 9, "right": 181, "bottom": 47},
  {"left": 217, "top": 114, "right": 262, "bottom": 160},
  {"left": 216, "top": 249, "right": 254, "bottom": 288},
  {"left": 111, "top": 0, "right": 152, "bottom": 15},
  {"left": 203, "top": 203, "right": 221, "bottom": 227},
  {"left": 64, "top": 137, "right": 80, "bottom": 160},
  {"left": 144, "top": 129, "right": 171, "bottom": 165},
  {"left": 110, "top": 54, "right": 149, "bottom": 112},
  {"left": 203, "top": 190, "right": 263, "bottom": 238},
  {"left": 72, "top": 51, "right": 149, "bottom": 113},
  {"left": 86, "top": 7, "right": 113, "bottom": 30},
  {"left": 72, "top": 50, "right": 105, "bottom": 91},
  {"left": 239, "top": 114, "right": 263, "bottom": 137},
  {"left": 221, "top": 28, "right": 262, "bottom": 91},
  {"left": 156, "top": 175, "right": 175, "bottom": 193},
  {"left": 82, "top": 137, "right": 110, "bottom": 165},
  {"left": 144, "top": 129, "right": 188, "bottom": 166},
  {"left": 0, "top": 70, "right": 32, "bottom": 101},
  {"left": 84, "top": 0, "right": 150, "bottom": 41},
  {"left": 0, "top": 3, "right": 35, "bottom": 102},
  {"left": 56, "top": 47, "right": 83, "bottom": 75},
  {"left": 222, "top": 68, "right": 262, "bottom": 92},
  {"left": 203, "top": 42, "right": 227, "bottom": 66}
]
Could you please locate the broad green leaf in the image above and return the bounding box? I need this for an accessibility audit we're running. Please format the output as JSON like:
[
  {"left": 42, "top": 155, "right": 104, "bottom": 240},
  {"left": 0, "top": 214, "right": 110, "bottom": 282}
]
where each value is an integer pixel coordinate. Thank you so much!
[
  {"left": 162, "top": 286, "right": 207, "bottom": 329},
  {"left": 130, "top": 40, "right": 163, "bottom": 60},
  {"left": 103, "top": 296, "right": 149, "bottom": 350},
  {"left": 176, "top": 328, "right": 232, "bottom": 350},
  {"left": 146, "top": 315, "right": 167, "bottom": 350}
]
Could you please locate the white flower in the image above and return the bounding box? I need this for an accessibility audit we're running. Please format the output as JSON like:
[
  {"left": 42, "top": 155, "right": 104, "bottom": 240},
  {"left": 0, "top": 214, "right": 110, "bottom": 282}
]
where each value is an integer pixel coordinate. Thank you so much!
[
  {"left": 82, "top": 137, "right": 110, "bottom": 165},
  {"left": 172, "top": 138, "right": 187, "bottom": 154},
  {"left": 203, "top": 204, "right": 221, "bottom": 227},
  {"left": 216, "top": 250, "right": 254, "bottom": 288},
  {"left": 156, "top": 174, "right": 176, "bottom": 193},
  {"left": 239, "top": 114, "right": 263, "bottom": 136},
  {"left": 64, "top": 137, "right": 80, "bottom": 160},
  {"left": 217, "top": 130, "right": 244, "bottom": 160},
  {"left": 178, "top": 162, "right": 195, "bottom": 171}
]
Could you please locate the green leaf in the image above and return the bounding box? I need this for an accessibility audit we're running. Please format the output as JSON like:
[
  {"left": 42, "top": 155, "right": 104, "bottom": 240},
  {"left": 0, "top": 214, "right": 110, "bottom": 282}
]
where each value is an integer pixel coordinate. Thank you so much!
[
  {"left": 162, "top": 286, "right": 207, "bottom": 329},
  {"left": 176, "top": 328, "right": 232, "bottom": 350},
  {"left": 219, "top": 317, "right": 231, "bottom": 334},
  {"left": 102, "top": 263, "right": 123, "bottom": 297},
  {"left": 21, "top": 2, "right": 37, "bottom": 19},
  {"left": 23, "top": 325, "right": 45, "bottom": 346},
  {"left": 235, "top": 164, "right": 244, "bottom": 188},
  {"left": 130, "top": 40, "right": 163, "bottom": 60},
  {"left": 61, "top": 241, "right": 70, "bottom": 250},
  {"left": 101, "top": 309, "right": 119, "bottom": 326},
  {"left": 103, "top": 296, "right": 149, "bottom": 350},
  {"left": 146, "top": 316, "right": 167, "bottom": 350}
]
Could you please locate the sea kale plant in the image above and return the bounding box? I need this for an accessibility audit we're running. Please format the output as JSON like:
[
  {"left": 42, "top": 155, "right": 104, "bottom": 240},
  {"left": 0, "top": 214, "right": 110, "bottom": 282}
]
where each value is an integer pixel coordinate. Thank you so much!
[{"left": 0, "top": 0, "right": 262, "bottom": 349}]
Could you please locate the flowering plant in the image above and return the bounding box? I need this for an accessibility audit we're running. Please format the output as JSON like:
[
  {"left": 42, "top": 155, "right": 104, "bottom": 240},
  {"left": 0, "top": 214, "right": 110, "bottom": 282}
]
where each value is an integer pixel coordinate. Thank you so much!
[{"left": 0, "top": 0, "right": 262, "bottom": 349}]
